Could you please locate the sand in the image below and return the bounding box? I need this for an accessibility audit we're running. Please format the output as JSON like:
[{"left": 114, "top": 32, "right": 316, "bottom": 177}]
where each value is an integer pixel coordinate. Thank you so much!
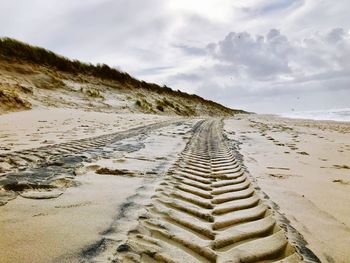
[
  {"left": 0, "top": 116, "right": 194, "bottom": 262},
  {"left": 224, "top": 114, "right": 350, "bottom": 263},
  {"left": 0, "top": 108, "right": 173, "bottom": 154},
  {"left": 0, "top": 174, "right": 145, "bottom": 263},
  {"left": 1, "top": 109, "right": 349, "bottom": 262},
  {"left": 114, "top": 119, "right": 307, "bottom": 263}
]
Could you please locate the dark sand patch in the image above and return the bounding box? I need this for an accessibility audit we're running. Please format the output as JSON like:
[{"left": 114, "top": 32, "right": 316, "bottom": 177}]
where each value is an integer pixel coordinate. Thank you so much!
[
  {"left": 269, "top": 173, "right": 292, "bottom": 179},
  {"left": 333, "top": 164, "right": 350, "bottom": 169},
  {"left": 95, "top": 167, "right": 135, "bottom": 176},
  {"left": 297, "top": 151, "right": 309, "bottom": 155},
  {"left": 332, "top": 179, "right": 349, "bottom": 185},
  {"left": 267, "top": 167, "right": 290, "bottom": 170}
]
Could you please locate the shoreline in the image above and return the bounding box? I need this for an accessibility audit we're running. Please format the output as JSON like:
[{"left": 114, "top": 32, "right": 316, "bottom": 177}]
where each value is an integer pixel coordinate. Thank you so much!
[
  {"left": 276, "top": 108, "right": 350, "bottom": 123},
  {"left": 258, "top": 113, "right": 350, "bottom": 124}
]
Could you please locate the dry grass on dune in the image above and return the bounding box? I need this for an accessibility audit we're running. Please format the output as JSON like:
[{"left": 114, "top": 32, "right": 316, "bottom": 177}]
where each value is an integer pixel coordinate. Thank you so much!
[{"left": 0, "top": 37, "right": 245, "bottom": 116}]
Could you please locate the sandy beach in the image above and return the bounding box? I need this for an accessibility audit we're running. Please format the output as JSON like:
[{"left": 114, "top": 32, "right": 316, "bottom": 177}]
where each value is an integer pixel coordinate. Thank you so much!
[
  {"left": 0, "top": 110, "right": 195, "bottom": 262},
  {"left": 225, "top": 114, "right": 350, "bottom": 263},
  {"left": 0, "top": 108, "right": 174, "bottom": 154},
  {"left": 1, "top": 109, "right": 349, "bottom": 262}
]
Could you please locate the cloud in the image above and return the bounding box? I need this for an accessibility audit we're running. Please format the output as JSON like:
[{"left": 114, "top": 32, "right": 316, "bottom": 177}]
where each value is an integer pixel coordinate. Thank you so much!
[
  {"left": 134, "top": 66, "right": 174, "bottom": 77},
  {"left": 166, "top": 27, "right": 350, "bottom": 112},
  {"left": 0, "top": 0, "right": 173, "bottom": 72},
  {"left": 173, "top": 44, "right": 206, "bottom": 56},
  {"left": 168, "top": 73, "right": 202, "bottom": 82},
  {"left": 242, "top": 0, "right": 305, "bottom": 16},
  {"left": 207, "top": 29, "right": 292, "bottom": 79}
]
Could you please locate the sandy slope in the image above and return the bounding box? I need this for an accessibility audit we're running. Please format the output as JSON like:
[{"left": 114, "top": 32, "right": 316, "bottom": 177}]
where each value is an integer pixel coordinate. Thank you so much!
[
  {"left": 224, "top": 114, "right": 350, "bottom": 263},
  {"left": 0, "top": 59, "right": 239, "bottom": 117}
]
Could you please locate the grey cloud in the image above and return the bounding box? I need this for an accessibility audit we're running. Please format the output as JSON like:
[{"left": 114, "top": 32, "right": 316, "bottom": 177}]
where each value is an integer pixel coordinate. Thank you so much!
[
  {"left": 205, "top": 27, "right": 350, "bottom": 82},
  {"left": 297, "top": 28, "right": 350, "bottom": 71},
  {"left": 135, "top": 66, "right": 174, "bottom": 76},
  {"left": 166, "top": 27, "right": 350, "bottom": 112},
  {"left": 326, "top": 28, "right": 346, "bottom": 43},
  {"left": 173, "top": 44, "right": 206, "bottom": 56},
  {"left": 257, "top": 0, "right": 305, "bottom": 14},
  {"left": 241, "top": 0, "right": 304, "bottom": 16},
  {"left": 260, "top": 0, "right": 304, "bottom": 13},
  {"left": 207, "top": 29, "right": 293, "bottom": 79},
  {"left": 168, "top": 73, "right": 201, "bottom": 82}
]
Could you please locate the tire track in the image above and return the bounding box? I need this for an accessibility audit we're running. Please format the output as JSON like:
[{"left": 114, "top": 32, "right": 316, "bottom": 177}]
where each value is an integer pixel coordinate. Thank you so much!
[
  {"left": 0, "top": 120, "right": 184, "bottom": 206},
  {"left": 0, "top": 120, "right": 176, "bottom": 174},
  {"left": 115, "top": 119, "right": 315, "bottom": 263}
]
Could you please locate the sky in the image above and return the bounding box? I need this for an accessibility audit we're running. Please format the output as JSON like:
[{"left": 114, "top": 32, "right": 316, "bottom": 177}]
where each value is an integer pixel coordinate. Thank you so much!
[{"left": 1, "top": 0, "right": 350, "bottom": 113}]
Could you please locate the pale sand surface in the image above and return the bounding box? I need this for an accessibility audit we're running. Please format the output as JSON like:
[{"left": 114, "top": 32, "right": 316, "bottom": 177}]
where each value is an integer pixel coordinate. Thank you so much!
[
  {"left": 224, "top": 114, "right": 350, "bottom": 263},
  {"left": 2, "top": 110, "right": 349, "bottom": 262},
  {"left": 0, "top": 108, "right": 174, "bottom": 154},
  {"left": 0, "top": 117, "right": 193, "bottom": 263},
  {"left": 0, "top": 174, "right": 144, "bottom": 263}
]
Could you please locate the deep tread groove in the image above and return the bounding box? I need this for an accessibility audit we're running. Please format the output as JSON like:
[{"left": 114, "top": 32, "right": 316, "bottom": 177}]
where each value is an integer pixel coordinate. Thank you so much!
[{"left": 116, "top": 120, "right": 306, "bottom": 262}]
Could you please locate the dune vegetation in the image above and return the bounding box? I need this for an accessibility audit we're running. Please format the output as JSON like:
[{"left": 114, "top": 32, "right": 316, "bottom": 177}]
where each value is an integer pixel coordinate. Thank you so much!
[{"left": 0, "top": 37, "right": 245, "bottom": 116}]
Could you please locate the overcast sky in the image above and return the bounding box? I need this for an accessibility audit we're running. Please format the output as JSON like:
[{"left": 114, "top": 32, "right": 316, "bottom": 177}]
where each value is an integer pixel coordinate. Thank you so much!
[{"left": 1, "top": 0, "right": 350, "bottom": 113}]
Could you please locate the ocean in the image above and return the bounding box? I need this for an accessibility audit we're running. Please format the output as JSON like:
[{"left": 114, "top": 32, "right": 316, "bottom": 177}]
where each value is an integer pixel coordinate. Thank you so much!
[{"left": 279, "top": 108, "right": 350, "bottom": 122}]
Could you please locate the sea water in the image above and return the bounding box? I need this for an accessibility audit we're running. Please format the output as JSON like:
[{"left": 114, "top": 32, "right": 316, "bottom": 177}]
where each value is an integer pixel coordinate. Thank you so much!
[{"left": 280, "top": 108, "right": 350, "bottom": 122}]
